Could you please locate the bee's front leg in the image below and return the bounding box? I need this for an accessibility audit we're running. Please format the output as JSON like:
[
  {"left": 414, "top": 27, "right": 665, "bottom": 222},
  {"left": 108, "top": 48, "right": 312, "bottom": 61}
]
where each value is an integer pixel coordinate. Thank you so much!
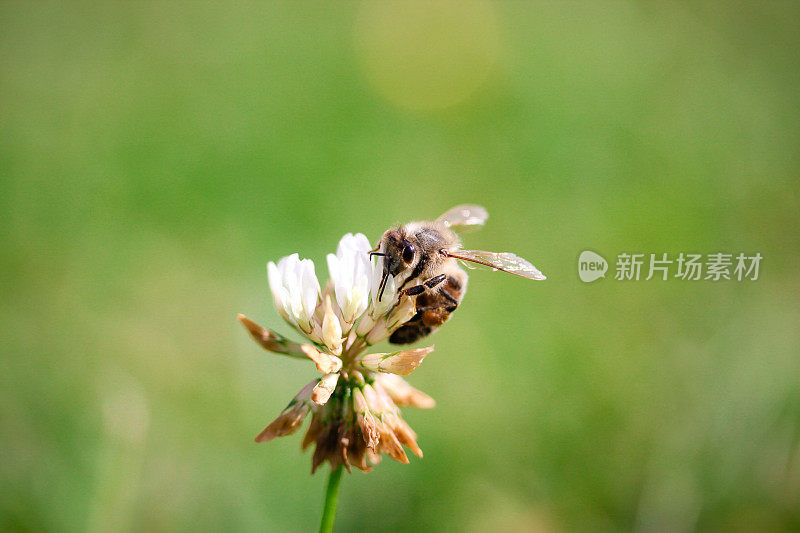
[{"left": 402, "top": 274, "right": 447, "bottom": 296}]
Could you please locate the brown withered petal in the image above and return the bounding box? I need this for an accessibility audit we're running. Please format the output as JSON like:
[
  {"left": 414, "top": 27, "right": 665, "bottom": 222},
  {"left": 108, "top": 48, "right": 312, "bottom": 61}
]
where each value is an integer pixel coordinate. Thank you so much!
[
  {"left": 312, "top": 424, "right": 340, "bottom": 474},
  {"left": 367, "top": 448, "right": 381, "bottom": 465},
  {"left": 312, "top": 372, "right": 340, "bottom": 405},
  {"left": 359, "top": 346, "right": 433, "bottom": 376},
  {"left": 353, "top": 388, "right": 380, "bottom": 449},
  {"left": 347, "top": 429, "right": 372, "bottom": 472},
  {"left": 374, "top": 373, "right": 436, "bottom": 409},
  {"left": 301, "top": 344, "right": 342, "bottom": 374},
  {"left": 377, "top": 423, "right": 409, "bottom": 464},
  {"left": 370, "top": 382, "right": 423, "bottom": 458},
  {"left": 357, "top": 410, "right": 380, "bottom": 449},
  {"left": 255, "top": 380, "right": 316, "bottom": 443},
  {"left": 393, "top": 419, "right": 422, "bottom": 458},
  {"left": 301, "top": 411, "right": 323, "bottom": 451},
  {"left": 255, "top": 404, "right": 309, "bottom": 443},
  {"left": 237, "top": 314, "right": 306, "bottom": 359}
]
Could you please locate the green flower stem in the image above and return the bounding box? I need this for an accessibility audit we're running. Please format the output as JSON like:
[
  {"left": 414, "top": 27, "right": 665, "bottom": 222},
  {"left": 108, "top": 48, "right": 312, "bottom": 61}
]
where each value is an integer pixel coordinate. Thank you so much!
[{"left": 318, "top": 465, "right": 343, "bottom": 533}]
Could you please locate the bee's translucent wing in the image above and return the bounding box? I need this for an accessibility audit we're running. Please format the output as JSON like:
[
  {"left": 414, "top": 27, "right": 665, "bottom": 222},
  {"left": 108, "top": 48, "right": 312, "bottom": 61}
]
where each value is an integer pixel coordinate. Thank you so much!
[
  {"left": 444, "top": 249, "right": 546, "bottom": 280},
  {"left": 436, "top": 205, "right": 489, "bottom": 230}
]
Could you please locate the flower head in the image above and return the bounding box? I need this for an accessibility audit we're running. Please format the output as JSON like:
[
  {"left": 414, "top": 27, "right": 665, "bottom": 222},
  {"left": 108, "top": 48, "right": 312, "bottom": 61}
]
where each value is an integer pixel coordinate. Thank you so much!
[{"left": 240, "top": 233, "right": 434, "bottom": 473}]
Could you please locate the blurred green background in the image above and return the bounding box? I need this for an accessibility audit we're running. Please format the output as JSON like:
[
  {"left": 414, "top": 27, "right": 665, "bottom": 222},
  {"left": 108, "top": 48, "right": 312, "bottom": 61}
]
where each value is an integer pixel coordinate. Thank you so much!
[{"left": 2, "top": 1, "right": 799, "bottom": 531}]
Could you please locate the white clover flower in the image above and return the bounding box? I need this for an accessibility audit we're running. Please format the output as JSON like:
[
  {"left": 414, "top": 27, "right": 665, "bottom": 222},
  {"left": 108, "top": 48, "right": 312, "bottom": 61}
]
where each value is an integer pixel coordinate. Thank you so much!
[
  {"left": 369, "top": 253, "right": 397, "bottom": 317},
  {"left": 326, "top": 233, "right": 372, "bottom": 324},
  {"left": 266, "top": 233, "right": 408, "bottom": 352},
  {"left": 241, "top": 232, "right": 438, "bottom": 474},
  {"left": 267, "top": 253, "right": 320, "bottom": 334}
]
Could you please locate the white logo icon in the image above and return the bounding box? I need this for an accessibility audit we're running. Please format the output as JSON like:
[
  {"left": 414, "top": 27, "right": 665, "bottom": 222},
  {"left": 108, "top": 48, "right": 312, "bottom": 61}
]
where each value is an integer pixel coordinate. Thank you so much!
[{"left": 578, "top": 251, "right": 607, "bottom": 282}]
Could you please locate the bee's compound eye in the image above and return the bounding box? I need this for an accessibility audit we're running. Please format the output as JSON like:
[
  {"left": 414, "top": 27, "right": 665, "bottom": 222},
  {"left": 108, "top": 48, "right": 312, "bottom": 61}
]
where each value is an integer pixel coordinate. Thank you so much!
[{"left": 402, "top": 243, "right": 416, "bottom": 263}]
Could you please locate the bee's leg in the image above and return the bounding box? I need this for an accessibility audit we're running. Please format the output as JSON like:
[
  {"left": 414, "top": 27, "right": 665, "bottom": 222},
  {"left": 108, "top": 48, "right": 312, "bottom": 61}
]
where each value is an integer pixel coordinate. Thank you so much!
[{"left": 402, "top": 274, "right": 447, "bottom": 296}]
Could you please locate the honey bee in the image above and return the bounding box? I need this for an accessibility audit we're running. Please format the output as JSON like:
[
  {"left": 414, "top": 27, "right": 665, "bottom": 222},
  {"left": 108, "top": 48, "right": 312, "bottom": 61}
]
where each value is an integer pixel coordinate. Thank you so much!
[{"left": 371, "top": 205, "right": 546, "bottom": 344}]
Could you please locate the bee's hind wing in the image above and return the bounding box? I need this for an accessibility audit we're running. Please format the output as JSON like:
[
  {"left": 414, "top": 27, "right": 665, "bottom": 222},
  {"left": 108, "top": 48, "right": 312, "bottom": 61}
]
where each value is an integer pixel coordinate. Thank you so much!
[{"left": 436, "top": 205, "right": 489, "bottom": 230}]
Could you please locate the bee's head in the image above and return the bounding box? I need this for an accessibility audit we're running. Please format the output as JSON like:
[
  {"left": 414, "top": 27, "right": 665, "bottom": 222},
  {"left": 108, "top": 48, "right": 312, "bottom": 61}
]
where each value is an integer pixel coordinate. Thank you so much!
[{"left": 372, "top": 227, "right": 419, "bottom": 300}]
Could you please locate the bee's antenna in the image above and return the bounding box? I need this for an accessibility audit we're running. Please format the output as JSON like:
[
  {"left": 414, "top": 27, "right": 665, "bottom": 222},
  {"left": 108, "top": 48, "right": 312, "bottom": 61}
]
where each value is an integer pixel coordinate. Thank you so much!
[
  {"left": 368, "top": 251, "right": 385, "bottom": 257},
  {"left": 377, "top": 270, "right": 389, "bottom": 301}
]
